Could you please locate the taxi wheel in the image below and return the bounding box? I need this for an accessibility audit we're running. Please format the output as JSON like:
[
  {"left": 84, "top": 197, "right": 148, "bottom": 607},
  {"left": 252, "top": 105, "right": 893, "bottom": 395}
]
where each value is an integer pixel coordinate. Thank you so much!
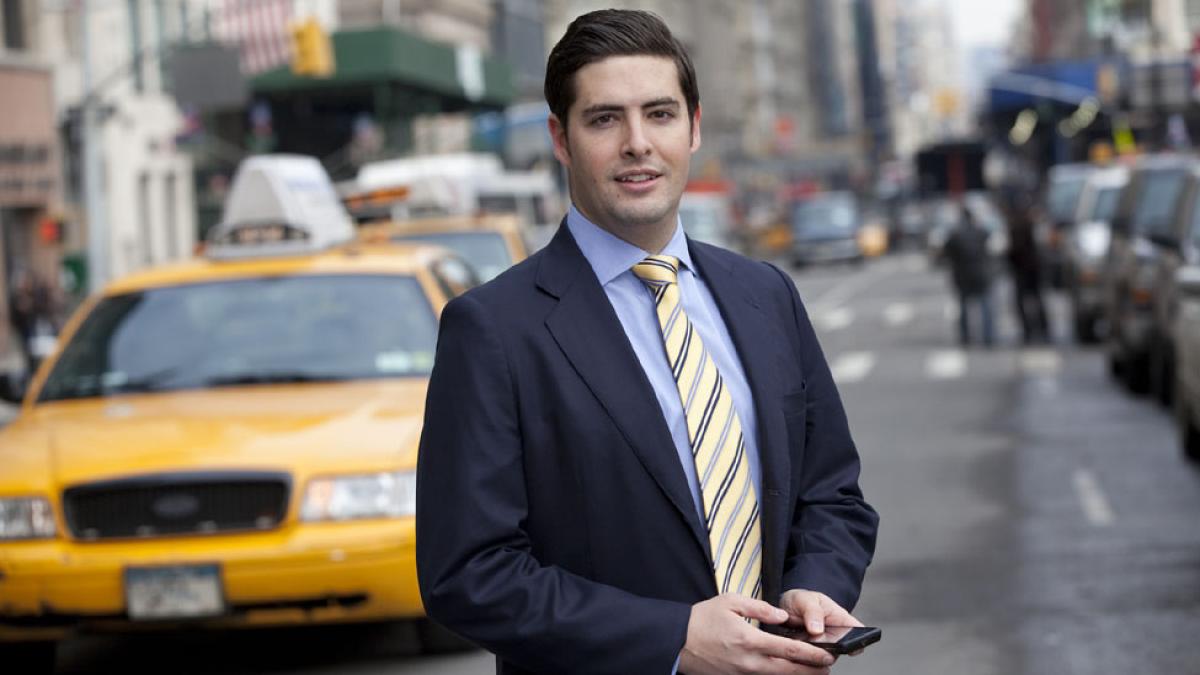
[
  {"left": 416, "top": 618, "right": 477, "bottom": 653},
  {"left": 0, "top": 641, "right": 56, "bottom": 673}
]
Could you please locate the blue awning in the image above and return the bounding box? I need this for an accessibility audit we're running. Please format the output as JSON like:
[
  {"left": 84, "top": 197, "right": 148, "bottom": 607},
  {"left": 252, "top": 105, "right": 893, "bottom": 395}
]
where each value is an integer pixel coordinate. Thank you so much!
[{"left": 987, "top": 60, "right": 1116, "bottom": 112}]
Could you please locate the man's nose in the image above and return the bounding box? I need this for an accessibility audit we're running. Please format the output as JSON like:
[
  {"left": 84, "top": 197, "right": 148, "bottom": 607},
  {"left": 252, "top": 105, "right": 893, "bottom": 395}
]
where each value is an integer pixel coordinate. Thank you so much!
[{"left": 622, "top": 119, "right": 653, "bottom": 158}]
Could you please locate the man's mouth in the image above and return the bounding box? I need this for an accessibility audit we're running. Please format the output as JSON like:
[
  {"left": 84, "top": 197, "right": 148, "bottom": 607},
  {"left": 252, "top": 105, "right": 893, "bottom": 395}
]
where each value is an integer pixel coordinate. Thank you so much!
[{"left": 615, "top": 170, "right": 662, "bottom": 184}]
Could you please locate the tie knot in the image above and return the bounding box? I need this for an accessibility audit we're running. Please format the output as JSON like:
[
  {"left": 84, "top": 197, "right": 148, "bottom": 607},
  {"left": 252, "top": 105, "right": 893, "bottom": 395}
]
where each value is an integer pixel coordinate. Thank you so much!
[{"left": 632, "top": 255, "right": 681, "bottom": 286}]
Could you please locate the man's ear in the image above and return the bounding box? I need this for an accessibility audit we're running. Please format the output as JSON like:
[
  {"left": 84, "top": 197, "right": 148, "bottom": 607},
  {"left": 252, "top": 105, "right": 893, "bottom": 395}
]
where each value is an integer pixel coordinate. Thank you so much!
[
  {"left": 548, "top": 114, "right": 571, "bottom": 167},
  {"left": 690, "top": 103, "right": 702, "bottom": 153}
]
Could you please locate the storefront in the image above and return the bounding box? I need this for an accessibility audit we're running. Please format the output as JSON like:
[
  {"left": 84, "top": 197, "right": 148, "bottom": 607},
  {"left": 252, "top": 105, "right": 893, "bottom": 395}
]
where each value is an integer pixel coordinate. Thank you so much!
[{"left": 0, "top": 60, "right": 64, "bottom": 362}]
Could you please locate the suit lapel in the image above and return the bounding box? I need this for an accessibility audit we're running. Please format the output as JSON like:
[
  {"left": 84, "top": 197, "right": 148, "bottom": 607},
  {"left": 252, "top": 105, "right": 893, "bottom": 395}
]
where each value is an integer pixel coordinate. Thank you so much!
[
  {"left": 688, "top": 241, "right": 791, "bottom": 603},
  {"left": 537, "top": 225, "right": 712, "bottom": 561}
]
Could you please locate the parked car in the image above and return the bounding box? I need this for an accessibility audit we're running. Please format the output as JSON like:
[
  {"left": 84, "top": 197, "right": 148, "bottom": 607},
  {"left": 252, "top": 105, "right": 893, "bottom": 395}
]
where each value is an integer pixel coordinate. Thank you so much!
[
  {"left": 1040, "top": 163, "right": 1094, "bottom": 288},
  {"left": 1144, "top": 163, "right": 1200, "bottom": 405},
  {"left": 1064, "top": 166, "right": 1128, "bottom": 343},
  {"left": 790, "top": 191, "right": 864, "bottom": 266},
  {"left": 1104, "top": 154, "right": 1197, "bottom": 394},
  {"left": 1171, "top": 263, "right": 1200, "bottom": 461}
]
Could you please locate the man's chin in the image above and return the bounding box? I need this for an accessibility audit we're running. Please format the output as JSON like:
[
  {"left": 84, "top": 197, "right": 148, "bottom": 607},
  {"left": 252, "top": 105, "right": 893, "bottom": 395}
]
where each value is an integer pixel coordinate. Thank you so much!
[{"left": 610, "top": 204, "right": 675, "bottom": 230}]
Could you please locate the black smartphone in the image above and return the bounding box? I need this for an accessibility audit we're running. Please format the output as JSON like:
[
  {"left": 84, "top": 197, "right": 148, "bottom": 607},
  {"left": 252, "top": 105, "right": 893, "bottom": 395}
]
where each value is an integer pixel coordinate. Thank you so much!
[{"left": 767, "top": 625, "right": 881, "bottom": 655}]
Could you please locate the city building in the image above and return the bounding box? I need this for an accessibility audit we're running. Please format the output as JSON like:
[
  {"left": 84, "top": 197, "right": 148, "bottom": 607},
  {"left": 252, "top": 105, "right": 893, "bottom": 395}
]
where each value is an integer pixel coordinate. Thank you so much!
[
  {"left": 36, "top": 1, "right": 197, "bottom": 291},
  {"left": 1, "top": 0, "right": 67, "bottom": 347}
]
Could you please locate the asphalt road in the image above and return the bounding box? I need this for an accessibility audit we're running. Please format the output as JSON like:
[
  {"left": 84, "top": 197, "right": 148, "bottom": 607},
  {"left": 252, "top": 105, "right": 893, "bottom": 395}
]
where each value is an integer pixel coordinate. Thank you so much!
[{"left": 53, "top": 252, "right": 1200, "bottom": 674}]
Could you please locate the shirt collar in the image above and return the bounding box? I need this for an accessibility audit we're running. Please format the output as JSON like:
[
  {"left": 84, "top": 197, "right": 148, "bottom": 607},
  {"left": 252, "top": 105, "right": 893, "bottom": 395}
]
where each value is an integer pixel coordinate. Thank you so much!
[{"left": 565, "top": 204, "right": 694, "bottom": 286}]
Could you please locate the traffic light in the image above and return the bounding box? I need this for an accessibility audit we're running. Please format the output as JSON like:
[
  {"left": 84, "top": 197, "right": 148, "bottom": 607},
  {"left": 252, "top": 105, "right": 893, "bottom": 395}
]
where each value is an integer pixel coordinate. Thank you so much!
[{"left": 290, "top": 18, "right": 334, "bottom": 77}]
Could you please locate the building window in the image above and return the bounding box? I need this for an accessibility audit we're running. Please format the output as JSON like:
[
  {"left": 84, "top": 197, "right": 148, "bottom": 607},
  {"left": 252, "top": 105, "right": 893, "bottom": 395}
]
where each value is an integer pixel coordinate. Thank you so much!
[
  {"left": 164, "top": 172, "right": 177, "bottom": 258},
  {"left": 138, "top": 172, "right": 153, "bottom": 264},
  {"left": 2, "top": 0, "right": 27, "bottom": 50},
  {"left": 128, "top": 0, "right": 145, "bottom": 93},
  {"left": 1187, "top": 0, "right": 1200, "bottom": 31}
]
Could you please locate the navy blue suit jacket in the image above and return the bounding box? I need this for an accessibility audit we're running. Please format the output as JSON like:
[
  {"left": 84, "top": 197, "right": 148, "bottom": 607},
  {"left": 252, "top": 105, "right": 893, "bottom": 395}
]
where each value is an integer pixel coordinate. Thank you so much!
[{"left": 416, "top": 224, "right": 878, "bottom": 674}]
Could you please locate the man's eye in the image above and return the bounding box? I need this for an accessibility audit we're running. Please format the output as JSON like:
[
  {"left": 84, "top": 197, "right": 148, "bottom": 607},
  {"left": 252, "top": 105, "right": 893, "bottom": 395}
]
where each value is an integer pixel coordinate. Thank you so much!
[
  {"left": 590, "top": 114, "right": 615, "bottom": 126},
  {"left": 650, "top": 110, "right": 675, "bottom": 120}
]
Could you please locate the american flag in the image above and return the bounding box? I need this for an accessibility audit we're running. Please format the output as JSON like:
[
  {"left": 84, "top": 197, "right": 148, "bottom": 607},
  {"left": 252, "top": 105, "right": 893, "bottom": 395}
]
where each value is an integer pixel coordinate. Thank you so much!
[{"left": 216, "top": 0, "right": 295, "bottom": 75}]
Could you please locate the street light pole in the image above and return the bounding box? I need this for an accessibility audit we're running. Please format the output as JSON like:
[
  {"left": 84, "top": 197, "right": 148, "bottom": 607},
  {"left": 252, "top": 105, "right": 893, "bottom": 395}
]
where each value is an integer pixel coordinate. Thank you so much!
[{"left": 79, "top": 0, "right": 108, "bottom": 294}]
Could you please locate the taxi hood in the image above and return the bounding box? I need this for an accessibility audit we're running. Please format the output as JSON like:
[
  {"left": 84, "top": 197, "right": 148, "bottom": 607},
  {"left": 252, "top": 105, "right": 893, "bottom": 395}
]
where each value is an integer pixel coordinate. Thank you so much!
[{"left": 16, "top": 379, "right": 428, "bottom": 488}]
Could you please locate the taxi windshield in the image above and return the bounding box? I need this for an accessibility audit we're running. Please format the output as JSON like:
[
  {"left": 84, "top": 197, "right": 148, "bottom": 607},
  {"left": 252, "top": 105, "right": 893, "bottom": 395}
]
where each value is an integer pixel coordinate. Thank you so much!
[
  {"left": 391, "top": 231, "right": 512, "bottom": 281},
  {"left": 38, "top": 274, "right": 438, "bottom": 402}
]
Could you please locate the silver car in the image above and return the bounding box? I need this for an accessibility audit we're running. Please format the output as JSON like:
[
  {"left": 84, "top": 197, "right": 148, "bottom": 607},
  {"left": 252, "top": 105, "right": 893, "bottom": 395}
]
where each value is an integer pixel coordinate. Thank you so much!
[
  {"left": 1172, "top": 264, "right": 1200, "bottom": 461},
  {"left": 1065, "top": 166, "right": 1128, "bottom": 343}
]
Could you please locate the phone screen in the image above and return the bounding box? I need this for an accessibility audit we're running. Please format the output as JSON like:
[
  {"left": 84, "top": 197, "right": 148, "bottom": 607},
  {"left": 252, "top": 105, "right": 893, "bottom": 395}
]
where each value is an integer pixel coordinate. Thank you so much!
[{"left": 766, "top": 625, "right": 881, "bottom": 654}]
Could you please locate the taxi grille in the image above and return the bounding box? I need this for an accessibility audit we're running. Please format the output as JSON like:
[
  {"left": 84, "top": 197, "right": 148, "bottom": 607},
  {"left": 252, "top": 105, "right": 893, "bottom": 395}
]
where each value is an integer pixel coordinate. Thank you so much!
[{"left": 63, "top": 472, "right": 291, "bottom": 541}]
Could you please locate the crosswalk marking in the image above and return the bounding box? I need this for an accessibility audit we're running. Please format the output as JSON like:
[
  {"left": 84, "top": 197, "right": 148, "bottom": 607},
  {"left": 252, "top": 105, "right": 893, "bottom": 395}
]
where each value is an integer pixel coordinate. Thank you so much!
[
  {"left": 1021, "top": 348, "right": 1062, "bottom": 376},
  {"left": 883, "top": 303, "right": 915, "bottom": 327},
  {"left": 817, "top": 307, "right": 854, "bottom": 332},
  {"left": 830, "top": 351, "right": 877, "bottom": 384},
  {"left": 926, "top": 350, "right": 967, "bottom": 380},
  {"left": 1073, "top": 469, "right": 1115, "bottom": 526}
]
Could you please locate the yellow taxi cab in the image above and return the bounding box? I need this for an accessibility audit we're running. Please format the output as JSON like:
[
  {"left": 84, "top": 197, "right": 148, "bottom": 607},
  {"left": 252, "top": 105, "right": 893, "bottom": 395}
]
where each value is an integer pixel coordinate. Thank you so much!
[
  {"left": 0, "top": 156, "right": 479, "bottom": 671},
  {"left": 357, "top": 213, "right": 529, "bottom": 282}
]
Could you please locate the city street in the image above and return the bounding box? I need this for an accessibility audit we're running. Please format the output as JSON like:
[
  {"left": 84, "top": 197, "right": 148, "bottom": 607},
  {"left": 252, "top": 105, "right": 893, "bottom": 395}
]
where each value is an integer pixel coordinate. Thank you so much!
[{"left": 47, "top": 251, "right": 1200, "bottom": 674}]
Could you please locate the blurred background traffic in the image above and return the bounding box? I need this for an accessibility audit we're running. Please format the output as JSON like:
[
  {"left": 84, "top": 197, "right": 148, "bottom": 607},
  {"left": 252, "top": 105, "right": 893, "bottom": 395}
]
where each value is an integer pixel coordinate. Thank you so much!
[{"left": 4, "top": 0, "right": 1200, "bottom": 674}]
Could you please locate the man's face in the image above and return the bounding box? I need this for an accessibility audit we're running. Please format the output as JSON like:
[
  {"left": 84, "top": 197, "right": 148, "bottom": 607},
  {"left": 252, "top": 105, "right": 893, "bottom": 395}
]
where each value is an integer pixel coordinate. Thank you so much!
[{"left": 548, "top": 55, "right": 701, "bottom": 243}]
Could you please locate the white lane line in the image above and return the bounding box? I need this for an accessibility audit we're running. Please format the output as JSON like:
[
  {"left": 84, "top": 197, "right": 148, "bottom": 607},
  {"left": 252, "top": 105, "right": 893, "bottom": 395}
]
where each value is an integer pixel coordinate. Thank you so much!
[
  {"left": 883, "top": 302, "right": 915, "bottom": 327},
  {"left": 1021, "top": 348, "right": 1062, "bottom": 376},
  {"left": 807, "top": 260, "right": 895, "bottom": 314},
  {"left": 926, "top": 349, "right": 967, "bottom": 380},
  {"left": 1073, "top": 468, "right": 1115, "bottom": 526},
  {"left": 818, "top": 307, "right": 855, "bottom": 332},
  {"left": 831, "top": 351, "right": 877, "bottom": 384}
]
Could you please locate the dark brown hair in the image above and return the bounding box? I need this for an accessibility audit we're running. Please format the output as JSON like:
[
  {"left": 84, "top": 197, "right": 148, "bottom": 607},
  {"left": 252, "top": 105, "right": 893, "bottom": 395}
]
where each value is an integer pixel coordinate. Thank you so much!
[{"left": 544, "top": 9, "right": 699, "bottom": 132}]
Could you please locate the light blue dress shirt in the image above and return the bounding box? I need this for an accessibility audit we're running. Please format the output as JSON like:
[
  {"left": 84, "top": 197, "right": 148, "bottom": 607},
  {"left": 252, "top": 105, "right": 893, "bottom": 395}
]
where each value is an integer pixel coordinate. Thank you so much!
[{"left": 565, "top": 205, "right": 763, "bottom": 527}]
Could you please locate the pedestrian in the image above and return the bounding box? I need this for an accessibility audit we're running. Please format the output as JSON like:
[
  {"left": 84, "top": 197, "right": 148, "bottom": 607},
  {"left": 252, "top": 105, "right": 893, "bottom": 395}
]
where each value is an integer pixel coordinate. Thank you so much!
[
  {"left": 7, "top": 269, "right": 40, "bottom": 373},
  {"left": 415, "top": 10, "right": 878, "bottom": 675},
  {"left": 941, "top": 204, "right": 996, "bottom": 347},
  {"left": 1005, "top": 195, "right": 1050, "bottom": 344}
]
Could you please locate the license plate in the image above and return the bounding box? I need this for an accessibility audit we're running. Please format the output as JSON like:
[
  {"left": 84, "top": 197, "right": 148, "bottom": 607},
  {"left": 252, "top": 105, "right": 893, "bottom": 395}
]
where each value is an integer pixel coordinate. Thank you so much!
[{"left": 125, "top": 564, "right": 225, "bottom": 621}]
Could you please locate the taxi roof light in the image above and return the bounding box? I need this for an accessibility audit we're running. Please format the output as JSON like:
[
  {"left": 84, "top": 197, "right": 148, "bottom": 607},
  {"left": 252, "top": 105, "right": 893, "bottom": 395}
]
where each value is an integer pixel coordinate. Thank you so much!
[{"left": 207, "top": 155, "right": 354, "bottom": 260}]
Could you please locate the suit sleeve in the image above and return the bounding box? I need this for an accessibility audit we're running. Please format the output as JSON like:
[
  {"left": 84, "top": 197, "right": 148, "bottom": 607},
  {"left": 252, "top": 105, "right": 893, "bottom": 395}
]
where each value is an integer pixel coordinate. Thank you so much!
[
  {"left": 766, "top": 263, "right": 879, "bottom": 611},
  {"left": 416, "top": 293, "right": 692, "bottom": 675}
]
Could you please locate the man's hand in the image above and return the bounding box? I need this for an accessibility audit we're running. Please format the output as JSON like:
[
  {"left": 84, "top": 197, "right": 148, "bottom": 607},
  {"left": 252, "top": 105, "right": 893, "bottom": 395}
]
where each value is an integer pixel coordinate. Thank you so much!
[
  {"left": 678, "top": 593, "right": 836, "bottom": 675},
  {"left": 779, "top": 589, "right": 863, "bottom": 639}
]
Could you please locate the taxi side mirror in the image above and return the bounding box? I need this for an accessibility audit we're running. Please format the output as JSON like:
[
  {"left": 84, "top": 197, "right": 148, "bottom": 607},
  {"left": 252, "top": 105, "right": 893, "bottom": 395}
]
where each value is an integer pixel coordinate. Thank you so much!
[{"left": 0, "top": 371, "right": 27, "bottom": 404}]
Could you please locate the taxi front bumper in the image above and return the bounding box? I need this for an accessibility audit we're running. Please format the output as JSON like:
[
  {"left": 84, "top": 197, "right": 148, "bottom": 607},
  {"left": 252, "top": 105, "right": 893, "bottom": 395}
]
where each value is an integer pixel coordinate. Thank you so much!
[{"left": 0, "top": 518, "right": 421, "bottom": 641}]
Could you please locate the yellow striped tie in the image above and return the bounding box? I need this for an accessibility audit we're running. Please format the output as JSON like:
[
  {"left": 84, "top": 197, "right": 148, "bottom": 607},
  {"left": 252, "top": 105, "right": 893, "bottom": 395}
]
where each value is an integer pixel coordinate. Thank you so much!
[{"left": 632, "top": 255, "right": 762, "bottom": 600}]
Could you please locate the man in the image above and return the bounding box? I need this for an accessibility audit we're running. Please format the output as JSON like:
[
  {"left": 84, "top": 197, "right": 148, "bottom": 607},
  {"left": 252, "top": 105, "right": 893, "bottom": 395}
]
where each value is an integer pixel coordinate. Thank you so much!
[
  {"left": 941, "top": 204, "right": 995, "bottom": 347},
  {"left": 416, "top": 10, "right": 877, "bottom": 674},
  {"left": 1005, "top": 196, "right": 1050, "bottom": 344}
]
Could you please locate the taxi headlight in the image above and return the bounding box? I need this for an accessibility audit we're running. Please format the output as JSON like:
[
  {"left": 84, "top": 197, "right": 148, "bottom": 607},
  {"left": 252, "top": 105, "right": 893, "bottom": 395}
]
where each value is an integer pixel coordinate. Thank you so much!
[
  {"left": 300, "top": 471, "right": 416, "bottom": 521},
  {"left": 0, "top": 497, "right": 57, "bottom": 540}
]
